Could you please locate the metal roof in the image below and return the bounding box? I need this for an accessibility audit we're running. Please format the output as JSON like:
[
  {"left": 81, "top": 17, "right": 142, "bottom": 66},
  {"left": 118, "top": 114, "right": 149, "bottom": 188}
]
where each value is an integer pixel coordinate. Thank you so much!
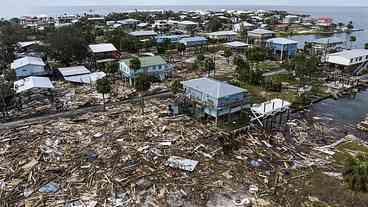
[
  {"left": 236, "top": 21, "right": 255, "bottom": 27},
  {"left": 181, "top": 77, "right": 247, "bottom": 98},
  {"left": 307, "top": 37, "right": 345, "bottom": 45},
  {"left": 88, "top": 43, "right": 117, "bottom": 53},
  {"left": 117, "top": 18, "right": 140, "bottom": 24},
  {"left": 248, "top": 29, "right": 275, "bottom": 35},
  {"left": 137, "top": 23, "right": 149, "bottom": 27},
  {"left": 327, "top": 49, "right": 368, "bottom": 59},
  {"left": 266, "top": 38, "right": 298, "bottom": 45},
  {"left": 155, "top": 35, "right": 190, "bottom": 39},
  {"left": 58, "top": 66, "right": 91, "bottom": 77},
  {"left": 251, "top": 99, "right": 291, "bottom": 115},
  {"left": 120, "top": 56, "right": 167, "bottom": 68},
  {"left": 11, "top": 56, "right": 45, "bottom": 69},
  {"left": 14, "top": 76, "right": 54, "bottom": 93},
  {"left": 207, "top": 31, "right": 238, "bottom": 36},
  {"left": 179, "top": 21, "right": 198, "bottom": 25},
  {"left": 64, "top": 72, "right": 106, "bottom": 84},
  {"left": 128, "top": 30, "right": 158, "bottom": 37},
  {"left": 224, "top": 41, "right": 249, "bottom": 48},
  {"left": 179, "top": 36, "right": 208, "bottom": 43},
  {"left": 17, "top": 41, "right": 40, "bottom": 48}
]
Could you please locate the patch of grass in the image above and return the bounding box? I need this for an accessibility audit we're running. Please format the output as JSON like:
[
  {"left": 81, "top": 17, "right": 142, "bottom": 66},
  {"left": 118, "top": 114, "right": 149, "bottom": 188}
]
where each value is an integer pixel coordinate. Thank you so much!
[
  {"left": 267, "top": 74, "right": 299, "bottom": 85},
  {"left": 256, "top": 62, "right": 281, "bottom": 71},
  {"left": 306, "top": 170, "right": 368, "bottom": 207},
  {"left": 334, "top": 141, "right": 368, "bottom": 165},
  {"left": 232, "top": 80, "right": 299, "bottom": 104}
]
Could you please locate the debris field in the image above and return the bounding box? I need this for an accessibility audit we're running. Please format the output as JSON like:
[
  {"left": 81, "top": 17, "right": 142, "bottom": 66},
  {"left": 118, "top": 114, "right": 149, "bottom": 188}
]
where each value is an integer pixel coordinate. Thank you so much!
[{"left": 0, "top": 98, "right": 364, "bottom": 207}]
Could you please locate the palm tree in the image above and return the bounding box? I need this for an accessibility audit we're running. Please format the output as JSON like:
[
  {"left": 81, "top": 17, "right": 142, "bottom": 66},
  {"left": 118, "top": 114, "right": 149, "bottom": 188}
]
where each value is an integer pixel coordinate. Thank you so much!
[
  {"left": 177, "top": 43, "right": 186, "bottom": 56},
  {"left": 96, "top": 78, "right": 112, "bottom": 111},
  {"left": 204, "top": 57, "right": 215, "bottom": 77},
  {"left": 224, "top": 48, "right": 233, "bottom": 64},
  {"left": 350, "top": 35, "right": 357, "bottom": 49},
  {"left": 294, "top": 53, "right": 307, "bottom": 86},
  {"left": 239, "top": 23, "right": 248, "bottom": 43},
  {"left": 129, "top": 57, "right": 141, "bottom": 71},
  {"left": 134, "top": 75, "right": 151, "bottom": 113},
  {"left": 104, "top": 62, "right": 119, "bottom": 80}
]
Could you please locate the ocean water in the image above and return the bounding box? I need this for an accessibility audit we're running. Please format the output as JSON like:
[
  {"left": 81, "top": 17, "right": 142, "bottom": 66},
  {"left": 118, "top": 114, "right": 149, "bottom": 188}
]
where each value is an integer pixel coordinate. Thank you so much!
[
  {"left": 13, "top": 5, "right": 363, "bottom": 48},
  {"left": 310, "top": 89, "right": 368, "bottom": 124}
]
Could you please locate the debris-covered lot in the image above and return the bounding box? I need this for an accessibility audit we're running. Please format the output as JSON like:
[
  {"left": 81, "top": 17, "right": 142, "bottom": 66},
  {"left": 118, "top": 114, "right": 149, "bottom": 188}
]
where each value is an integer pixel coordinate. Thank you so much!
[{"left": 1, "top": 98, "right": 368, "bottom": 207}]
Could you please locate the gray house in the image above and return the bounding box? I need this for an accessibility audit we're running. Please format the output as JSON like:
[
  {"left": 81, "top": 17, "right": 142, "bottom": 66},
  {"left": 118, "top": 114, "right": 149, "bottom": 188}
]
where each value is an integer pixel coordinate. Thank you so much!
[
  {"left": 11, "top": 56, "right": 46, "bottom": 77},
  {"left": 181, "top": 78, "right": 247, "bottom": 118}
]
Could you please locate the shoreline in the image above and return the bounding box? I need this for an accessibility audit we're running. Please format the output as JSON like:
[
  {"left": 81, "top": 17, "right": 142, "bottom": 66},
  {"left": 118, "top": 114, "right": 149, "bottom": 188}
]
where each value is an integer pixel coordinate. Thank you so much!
[{"left": 277, "top": 29, "right": 365, "bottom": 37}]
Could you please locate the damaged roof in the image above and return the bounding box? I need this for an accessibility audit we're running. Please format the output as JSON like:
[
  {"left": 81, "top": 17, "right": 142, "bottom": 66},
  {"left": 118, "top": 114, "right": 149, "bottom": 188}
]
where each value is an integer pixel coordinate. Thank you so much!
[{"left": 14, "top": 76, "right": 54, "bottom": 93}]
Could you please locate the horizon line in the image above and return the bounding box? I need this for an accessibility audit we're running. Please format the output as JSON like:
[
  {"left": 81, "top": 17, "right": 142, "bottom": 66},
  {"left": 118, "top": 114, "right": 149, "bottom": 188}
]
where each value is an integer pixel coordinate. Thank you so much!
[{"left": 38, "top": 4, "right": 368, "bottom": 8}]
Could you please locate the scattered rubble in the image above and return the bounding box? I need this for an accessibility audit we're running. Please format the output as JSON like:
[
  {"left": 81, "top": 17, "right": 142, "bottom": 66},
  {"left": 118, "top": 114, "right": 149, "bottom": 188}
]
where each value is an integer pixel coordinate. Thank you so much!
[{"left": 0, "top": 98, "right": 365, "bottom": 206}]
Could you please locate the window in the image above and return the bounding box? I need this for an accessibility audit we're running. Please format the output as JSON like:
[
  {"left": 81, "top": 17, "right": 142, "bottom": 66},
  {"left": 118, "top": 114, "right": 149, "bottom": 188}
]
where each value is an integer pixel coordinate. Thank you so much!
[
  {"left": 350, "top": 59, "right": 354, "bottom": 63},
  {"left": 359, "top": 57, "right": 363, "bottom": 61},
  {"left": 366, "top": 55, "right": 368, "bottom": 59}
]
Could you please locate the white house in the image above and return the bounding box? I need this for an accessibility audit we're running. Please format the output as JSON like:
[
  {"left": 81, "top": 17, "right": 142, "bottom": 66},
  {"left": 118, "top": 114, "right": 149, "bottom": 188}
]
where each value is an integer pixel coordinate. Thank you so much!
[
  {"left": 206, "top": 31, "right": 238, "bottom": 41},
  {"left": 11, "top": 56, "right": 46, "bottom": 77},
  {"left": 326, "top": 49, "right": 368, "bottom": 66},
  {"left": 283, "top": 15, "right": 300, "bottom": 24},
  {"left": 233, "top": 21, "right": 256, "bottom": 32},
  {"left": 224, "top": 41, "right": 250, "bottom": 51},
  {"left": 88, "top": 43, "right": 120, "bottom": 60}
]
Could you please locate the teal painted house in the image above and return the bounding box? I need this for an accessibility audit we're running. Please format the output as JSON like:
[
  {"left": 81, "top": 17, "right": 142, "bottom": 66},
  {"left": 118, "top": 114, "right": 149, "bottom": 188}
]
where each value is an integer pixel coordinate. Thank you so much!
[{"left": 119, "top": 56, "right": 173, "bottom": 86}]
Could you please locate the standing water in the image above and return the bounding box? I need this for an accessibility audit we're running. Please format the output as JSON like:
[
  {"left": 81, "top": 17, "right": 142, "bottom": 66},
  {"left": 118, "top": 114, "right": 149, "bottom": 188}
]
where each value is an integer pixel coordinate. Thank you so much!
[{"left": 310, "top": 89, "right": 368, "bottom": 125}]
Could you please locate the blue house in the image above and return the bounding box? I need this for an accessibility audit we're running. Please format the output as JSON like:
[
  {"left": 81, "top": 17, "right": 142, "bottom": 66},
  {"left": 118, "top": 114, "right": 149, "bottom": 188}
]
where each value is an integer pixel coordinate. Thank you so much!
[
  {"left": 11, "top": 56, "right": 46, "bottom": 77},
  {"left": 178, "top": 36, "right": 208, "bottom": 47},
  {"left": 155, "top": 35, "right": 190, "bottom": 44},
  {"left": 266, "top": 38, "right": 298, "bottom": 60},
  {"left": 119, "top": 56, "right": 173, "bottom": 86},
  {"left": 181, "top": 78, "right": 248, "bottom": 118}
]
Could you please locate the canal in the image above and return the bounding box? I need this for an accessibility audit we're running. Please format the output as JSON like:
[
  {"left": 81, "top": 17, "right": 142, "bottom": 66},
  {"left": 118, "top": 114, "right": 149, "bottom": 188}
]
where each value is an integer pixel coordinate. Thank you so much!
[{"left": 310, "top": 89, "right": 368, "bottom": 125}]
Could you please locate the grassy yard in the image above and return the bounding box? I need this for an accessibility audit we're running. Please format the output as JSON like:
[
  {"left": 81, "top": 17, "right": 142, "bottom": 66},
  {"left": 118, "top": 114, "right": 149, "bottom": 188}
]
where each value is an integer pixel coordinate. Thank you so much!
[
  {"left": 233, "top": 81, "right": 300, "bottom": 104},
  {"left": 280, "top": 141, "right": 368, "bottom": 207},
  {"left": 334, "top": 140, "right": 368, "bottom": 165}
]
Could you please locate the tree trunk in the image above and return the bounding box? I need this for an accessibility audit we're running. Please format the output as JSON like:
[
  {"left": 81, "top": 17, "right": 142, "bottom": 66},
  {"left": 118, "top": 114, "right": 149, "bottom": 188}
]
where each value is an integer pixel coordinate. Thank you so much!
[
  {"left": 102, "top": 93, "right": 106, "bottom": 111},
  {"left": 140, "top": 94, "right": 145, "bottom": 114},
  {"left": 1, "top": 96, "right": 7, "bottom": 119}
]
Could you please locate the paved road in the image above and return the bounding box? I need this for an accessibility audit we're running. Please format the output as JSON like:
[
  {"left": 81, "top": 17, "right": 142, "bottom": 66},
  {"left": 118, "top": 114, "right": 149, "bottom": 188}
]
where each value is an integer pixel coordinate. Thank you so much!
[{"left": 0, "top": 91, "right": 173, "bottom": 130}]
